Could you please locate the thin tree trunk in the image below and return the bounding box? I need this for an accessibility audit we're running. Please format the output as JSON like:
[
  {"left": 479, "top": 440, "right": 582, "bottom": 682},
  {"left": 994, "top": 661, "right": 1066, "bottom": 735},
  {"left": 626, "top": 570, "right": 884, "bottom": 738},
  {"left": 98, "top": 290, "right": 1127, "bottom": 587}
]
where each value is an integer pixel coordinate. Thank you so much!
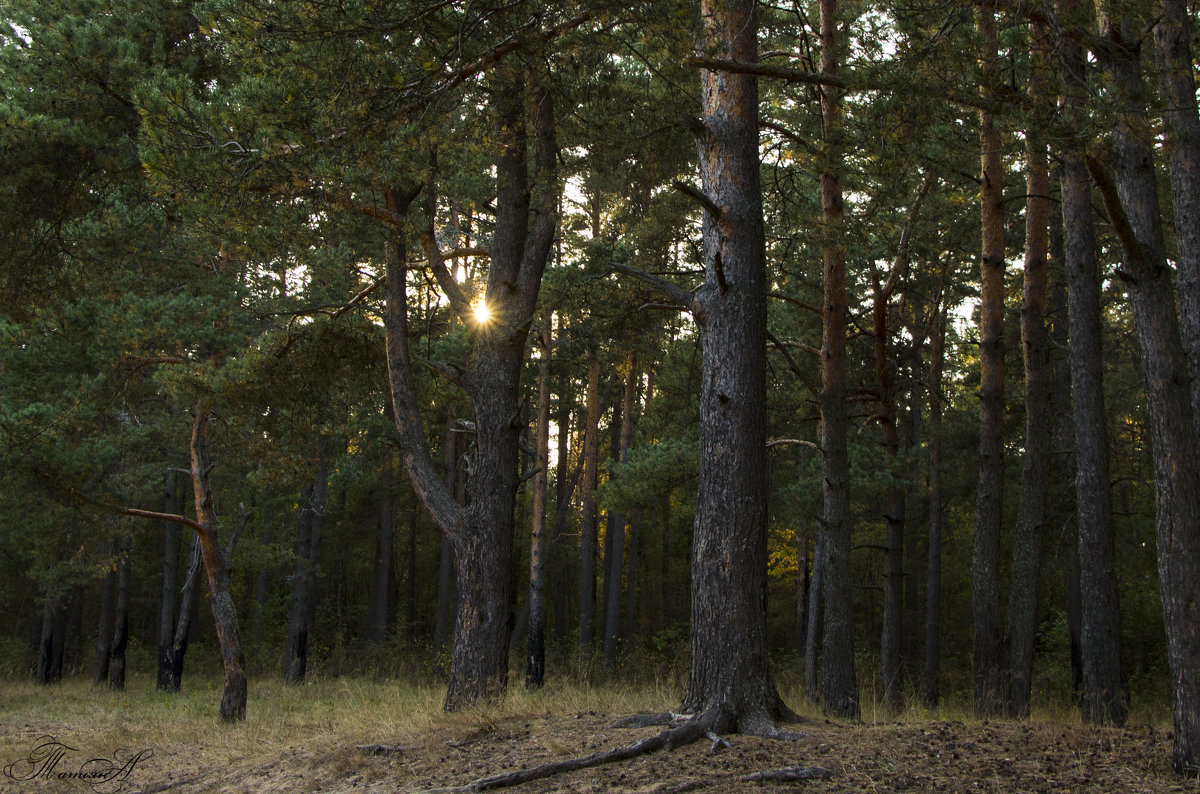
[
  {"left": 925, "top": 301, "right": 947, "bottom": 708},
  {"left": 434, "top": 408, "right": 458, "bottom": 653},
  {"left": 166, "top": 533, "right": 201, "bottom": 693},
  {"left": 1055, "top": 0, "right": 1126, "bottom": 726},
  {"left": 526, "top": 324, "right": 552, "bottom": 688},
  {"left": 603, "top": 353, "right": 637, "bottom": 667},
  {"left": 36, "top": 594, "right": 62, "bottom": 685},
  {"left": 817, "top": 0, "right": 857, "bottom": 718},
  {"left": 1006, "top": 20, "right": 1054, "bottom": 718},
  {"left": 805, "top": 529, "right": 824, "bottom": 702},
  {"left": 93, "top": 547, "right": 115, "bottom": 686},
  {"left": 251, "top": 525, "right": 270, "bottom": 659},
  {"left": 157, "top": 472, "right": 181, "bottom": 690},
  {"left": 285, "top": 449, "right": 327, "bottom": 685},
  {"left": 108, "top": 533, "right": 132, "bottom": 690},
  {"left": 367, "top": 450, "right": 395, "bottom": 645},
  {"left": 579, "top": 358, "right": 601, "bottom": 652},
  {"left": 623, "top": 511, "right": 641, "bottom": 652},
  {"left": 972, "top": 0, "right": 1007, "bottom": 718}
]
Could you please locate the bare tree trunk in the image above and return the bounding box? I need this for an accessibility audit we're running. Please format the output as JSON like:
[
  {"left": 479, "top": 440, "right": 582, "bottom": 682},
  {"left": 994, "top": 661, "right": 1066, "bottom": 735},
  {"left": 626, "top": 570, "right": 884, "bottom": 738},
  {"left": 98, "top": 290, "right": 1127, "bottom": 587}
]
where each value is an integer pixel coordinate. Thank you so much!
[
  {"left": 1089, "top": 5, "right": 1200, "bottom": 768},
  {"left": 1055, "top": 0, "right": 1126, "bottom": 726},
  {"left": 925, "top": 301, "right": 947, "bottom": 708},
  {"left": 285, "top": 450, "right": 327, "bottom": 685},
  {"left": 526, "top": 324, "right": 552, "bottom": 688},
  {"left": 578, "top": 358, "right": 601, "bottom": 652},
  {"left": 817, "top": 0, "right": 857, "bottom": 718},
  {"left": 36, "top": 593, "right": 63, "bottom": 685},
  {"left": 157, "top": 472, "right": 181, "bottom": 690},
  {"left": 165, "top": 533, "right": 201, "bottom": 693},
  {"left": 972, "top": 0, "right": 1007, "bottom": 719},
  {"left": 603, "top": 353, "right": 637, "bottom": 667},
  {"left": 1006, "top": 20, "right": 1054, "bottom": 718},
  {"left": 805, "top": 530, "right": 823, "bottom": 703},
  {"left": 676, "top": 0, "right": 793, "bottom": 734},
  {"left": 434, "top": 408, "right": 458, "bottom": 653},
  {"left": 108, "top": 533, "right": 132, "bottom": 690},
  {"left": 93, "top": 547, "right": 115, "bottom": 686}
]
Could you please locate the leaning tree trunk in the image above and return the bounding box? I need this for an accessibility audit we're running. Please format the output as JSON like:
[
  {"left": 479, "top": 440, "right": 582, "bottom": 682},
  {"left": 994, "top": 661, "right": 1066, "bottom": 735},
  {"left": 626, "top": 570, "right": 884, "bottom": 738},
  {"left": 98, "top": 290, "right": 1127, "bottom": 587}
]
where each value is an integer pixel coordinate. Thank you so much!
[
  {"left": 1054, "top": 0, "right": 1126, "bottom": 726},
  {"left": 1089, "top": 6, "right": 1200, "bottom": 769},
  {"left": 815, "top": 0, "right": 857, "bottom": 719},
  {"left": 189, "top": 407, "right": 248, "bottom": 722},
  {"left": 676, "top": 0, "right": 792, "bottom": 735},
  {"left": 1006, "top": 20, "right": 1053, "bottom": 718}
]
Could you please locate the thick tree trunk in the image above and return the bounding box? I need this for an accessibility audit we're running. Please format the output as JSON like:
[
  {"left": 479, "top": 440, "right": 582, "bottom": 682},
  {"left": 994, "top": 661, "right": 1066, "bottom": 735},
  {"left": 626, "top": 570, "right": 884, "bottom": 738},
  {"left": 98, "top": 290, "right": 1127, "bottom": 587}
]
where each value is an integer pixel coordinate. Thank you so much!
[
  {"left": 1155, "top": 0, "right": 1200, "bottom": 418},
  {"left": 578, "top": 358, "right": 601, "bottom": 652},
  {"left": 157, "top": 472, "right": 181, "bottom": 690},
  {"left": 678, "top": 0, "right": 792, "bottom": 734},
  {"left": 1090, "top": 8, "right": 1200, "bottom": 769},
  {"left": 816, "top": 0, "right": 857, "bottom": 719},
  {"left": 384, "top": 65, "right": 557, "bottom": 711},
  {"left": 108, "top": 534, "right": 132, "bottom": 690},
  {"left": 366, "top": 450, "right": 394, "bottom": 645},
  {"left": 972, "top": 0, "right": 1007, "bottom": 719},
  {"left": 1006, "top": 23, "right": 1053, "bottom": 717},
  {"left": 189, "top": 407, "right": 248, "bottom": 722},
  {"left": 1055, "top": 0, "right": 1126, "bottom": 726},
  {"left": 925, "top": 302, "right": 947, "bottom": 707},
  {"left": 526, "top": 324, "right": 552, "bottom": 688}
]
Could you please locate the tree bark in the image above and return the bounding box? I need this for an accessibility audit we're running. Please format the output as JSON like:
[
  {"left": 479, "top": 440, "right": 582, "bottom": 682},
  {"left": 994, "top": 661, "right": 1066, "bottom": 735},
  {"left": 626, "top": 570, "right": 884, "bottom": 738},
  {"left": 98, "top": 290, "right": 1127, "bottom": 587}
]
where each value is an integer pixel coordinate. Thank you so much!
[
  {"left": 93, "top": 549, "right": 115, "bottom": 686},
  {"left": 1089, "top": 5, "right": 1200, "bottom": 769},
  {"left": 1006, "top": 19, "right": 1054, "bottom": 718},
  {"left": 972, "top": 0, "right": 1007, "bottom": 719},
  {"left": 816, "top": 0, "right": 857, "bottom": 719},
  {"left": 108, "top": 533, "right": 132, "bottom": 691},
  {"left": 1154, "top": 0, "right": 1200, "bottom": 418},
  {"left": 383, "top": 65, "right": 558, "bottom": 711},
  {"left": 1054, "top": 0, "right": 1126, "bottom": 726},
  {"left": 526, "top": 323, "right": 552, "bottom": 688},
  {"left": 925, "top": 299, "right": 947, "bottom": 708},
  {"left": 578, "top": 358, "right": 601, "bottom": 652},
  {"left": 678, "top": 0, "right": 793, "bottom": 733},
  {"left": 603, "top": 353, "right": 637, "bottom": 667},
  {"left": 434, "top": 408, "right": 458, "bottom": 653},
  {"left": 165, "top": 533, "right": 201, "bottom": 693}
]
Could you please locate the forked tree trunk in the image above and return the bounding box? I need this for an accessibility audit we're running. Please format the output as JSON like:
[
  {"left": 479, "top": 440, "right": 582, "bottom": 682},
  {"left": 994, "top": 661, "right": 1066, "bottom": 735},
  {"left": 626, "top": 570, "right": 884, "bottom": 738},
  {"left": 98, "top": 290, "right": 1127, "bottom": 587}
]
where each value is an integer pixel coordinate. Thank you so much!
[
  {"left": 1090, "top": 6, "right": 1200, "bottom": 769},
  {"left": 816, "top": 0, "right": 857, "bottom": 719},
  {"left": 384, "top": 65, "right": 557, "bottom": 712},
  {"left": 578, "top": 358, "right": 601, "bottom": 652},
  {"left": 1006, "top": 20, "right": 1054, "bottom": 718},
  {"left": 1055, "top": 0, "right": 1126, "bottom": 726},
  {"left": 677, "top": 0, "right": 792, "bottom": 734},
  {"left": 972, "top": 0, "right": 1007, "bottom": 719}
]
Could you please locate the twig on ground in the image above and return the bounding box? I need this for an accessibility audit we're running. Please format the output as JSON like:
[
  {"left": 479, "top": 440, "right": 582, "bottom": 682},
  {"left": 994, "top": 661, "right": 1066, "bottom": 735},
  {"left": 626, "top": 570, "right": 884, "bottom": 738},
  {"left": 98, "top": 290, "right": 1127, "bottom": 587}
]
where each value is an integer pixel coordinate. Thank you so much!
[
  {"left": 356, "top": 744, "right": 408, "bottom": 755},
  {"left": 705, "top": 731, "right": 730, "bottom": 755}
]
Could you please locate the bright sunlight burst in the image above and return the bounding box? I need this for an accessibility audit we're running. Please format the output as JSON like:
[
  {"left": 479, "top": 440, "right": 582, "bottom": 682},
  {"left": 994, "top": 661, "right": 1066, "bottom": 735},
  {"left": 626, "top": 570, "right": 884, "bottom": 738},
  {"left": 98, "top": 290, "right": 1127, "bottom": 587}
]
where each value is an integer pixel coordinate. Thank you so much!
[{"left": 473, "top": 300, "right": 491, "bottom": 324}]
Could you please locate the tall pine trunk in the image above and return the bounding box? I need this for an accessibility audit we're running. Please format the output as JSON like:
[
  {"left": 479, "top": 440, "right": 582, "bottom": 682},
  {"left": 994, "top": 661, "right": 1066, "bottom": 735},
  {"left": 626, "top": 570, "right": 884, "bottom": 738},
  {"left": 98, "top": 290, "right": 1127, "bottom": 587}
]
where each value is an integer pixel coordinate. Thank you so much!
[
  {"left": 526, "top": 324, "right": 552, "bottom": 688},
  {"left": 108, "top": 533, "right": 132, "bottom": 690},
  {"left": 925, "top": 301, "right": 947, "bottom": 707},
  {"left": 578, "top": 358, "right": 601, "bottom": 652},
  {"left": 603, "top": 353, "right": 637, "bottom": 667}
]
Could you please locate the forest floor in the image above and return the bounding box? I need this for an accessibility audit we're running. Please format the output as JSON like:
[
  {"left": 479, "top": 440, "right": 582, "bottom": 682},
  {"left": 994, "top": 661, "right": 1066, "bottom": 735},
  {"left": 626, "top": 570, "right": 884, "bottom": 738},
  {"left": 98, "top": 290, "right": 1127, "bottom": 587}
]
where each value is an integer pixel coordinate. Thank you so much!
[{"left": 2, "top": 676, "right": 1196, "bottom": 793}]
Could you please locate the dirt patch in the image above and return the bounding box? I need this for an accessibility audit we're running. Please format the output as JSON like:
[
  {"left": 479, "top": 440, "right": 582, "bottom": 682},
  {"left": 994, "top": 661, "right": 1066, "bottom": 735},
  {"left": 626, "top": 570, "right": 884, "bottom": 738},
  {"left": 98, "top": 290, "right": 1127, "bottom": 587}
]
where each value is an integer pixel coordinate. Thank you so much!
[{"left": 14, "top": 712, "right": 1183, "bottom": 793}]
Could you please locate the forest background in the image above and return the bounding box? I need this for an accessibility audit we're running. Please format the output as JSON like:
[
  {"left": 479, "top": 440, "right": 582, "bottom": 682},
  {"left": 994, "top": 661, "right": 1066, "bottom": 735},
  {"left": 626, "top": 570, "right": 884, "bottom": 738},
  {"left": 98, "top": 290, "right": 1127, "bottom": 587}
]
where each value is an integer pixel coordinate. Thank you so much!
[{"left": 3, "top": 0, "right": 1200, "bottom": 781}]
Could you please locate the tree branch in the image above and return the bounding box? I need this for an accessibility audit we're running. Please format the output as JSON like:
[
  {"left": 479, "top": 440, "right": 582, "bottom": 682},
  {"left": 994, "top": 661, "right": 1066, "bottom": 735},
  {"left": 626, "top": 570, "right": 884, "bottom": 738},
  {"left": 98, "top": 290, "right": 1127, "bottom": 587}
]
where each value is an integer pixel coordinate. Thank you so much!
[
  {"left": 672, "top": 180, "right": 723, "bottom": 221},
  {"left": 608, "top": 262, "right": 698, "bottom": 312},
  {"left": 119, "top": 508, "right": 207, "bottom": 537}
]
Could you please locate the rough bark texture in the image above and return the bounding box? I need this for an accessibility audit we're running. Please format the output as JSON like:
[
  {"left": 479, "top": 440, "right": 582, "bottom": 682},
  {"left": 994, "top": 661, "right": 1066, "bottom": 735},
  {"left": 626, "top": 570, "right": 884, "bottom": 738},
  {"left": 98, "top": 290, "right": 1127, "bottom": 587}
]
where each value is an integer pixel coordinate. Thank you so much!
[
  {"left": 525, "top": 324, "right": 552, "bottom": 688},
  {"left": 679, "top": 0, "right": 792, "bottom": 733},
  {"left": 972, "top": 0, "right": 1007, "bottom": 719},
  {"left": 1054, "top": 0, "right": 1127, "bottom": 725},
  {"left": 578, "top": 358, "right": 601, "bottom": 652},
  {"left": 1006, "top": 22, "right": 1053, "bottom": 717},
  {"left": 1090, "top": 6, "right": 1200, "bottom": 769},
  {"left": 816, "top": 0, "right": 857, "bottom": 719},
  {"left": 1154, "top": 0, "right": 1200, "bottom": 418},
  {"left": 383, "top": 66, "right": 557, "bottom": 712}
]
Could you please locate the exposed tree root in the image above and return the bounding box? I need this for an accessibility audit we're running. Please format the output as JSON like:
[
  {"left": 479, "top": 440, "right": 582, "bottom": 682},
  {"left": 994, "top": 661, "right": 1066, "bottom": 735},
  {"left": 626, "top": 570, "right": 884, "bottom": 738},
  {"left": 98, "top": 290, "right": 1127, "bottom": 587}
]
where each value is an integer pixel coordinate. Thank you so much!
[{"left": 423, "top": 708, "right": 822, "bottom": 793}]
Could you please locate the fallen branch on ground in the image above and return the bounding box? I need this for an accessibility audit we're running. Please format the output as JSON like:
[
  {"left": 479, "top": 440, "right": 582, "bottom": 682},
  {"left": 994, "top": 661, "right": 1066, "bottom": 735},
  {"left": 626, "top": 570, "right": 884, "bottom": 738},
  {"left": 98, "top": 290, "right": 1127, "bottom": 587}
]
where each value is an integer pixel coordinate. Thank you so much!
[{"left": 653, "top": 765, "right": 834, "bottom": 793}]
